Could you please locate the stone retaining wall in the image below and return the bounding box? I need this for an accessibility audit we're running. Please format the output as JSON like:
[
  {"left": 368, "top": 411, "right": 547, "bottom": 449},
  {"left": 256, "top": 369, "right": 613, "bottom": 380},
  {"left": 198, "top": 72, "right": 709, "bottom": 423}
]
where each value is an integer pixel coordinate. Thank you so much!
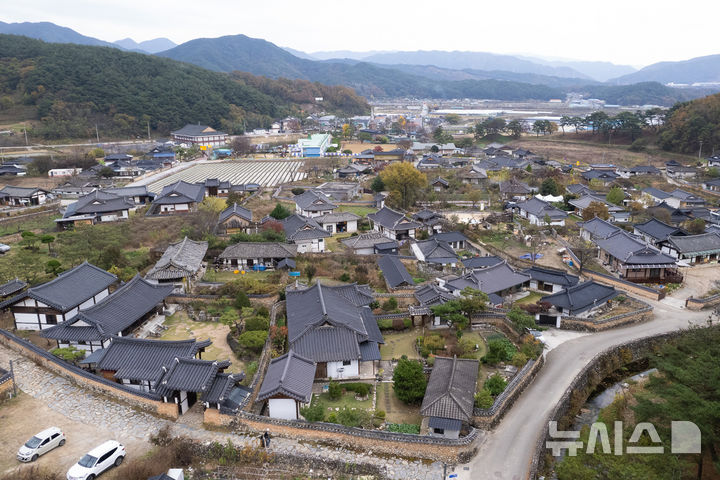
[
  {"left": 0, "top": 329, "right": 179, "bottom": 419},
  {"left": 559, "top": 298, "right": 653, "bottom": 332},
  {"left": 472, "top": 355, "right": 545, "bottom": 428},
  {"left": 231, "top": 411, "right": 479, "bottom": 464},
  {"left": 581, "top": 269, "right": 665, "bottom": 301},
  {"left": 528, "top": 330, "right": 693, "bottom": 479},
  {"left": 685, "top": 293, "right": 720, "bottom": 310}
]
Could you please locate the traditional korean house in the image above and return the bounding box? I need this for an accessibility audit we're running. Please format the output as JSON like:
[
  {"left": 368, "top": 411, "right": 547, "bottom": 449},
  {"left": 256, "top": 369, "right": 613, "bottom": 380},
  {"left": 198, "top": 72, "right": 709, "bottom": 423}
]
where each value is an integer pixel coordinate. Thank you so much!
[
  {"left": 633, "top": 218, "right": 687, "bottom": 247},
  {"left": 595, "top": 230, "right": 679, "bottom": 283},
  {"left": 217, "top": 242, "right": 297, "bottom": 270},
  {"left": 149, "top": 181, "right": 205, "bottom": 215},
  {"left": 377, "top": 255, "right": 415, "bottom": 290},
  {"left": 0, "top": 186, "right": 50, "bottom": 206},
  {"left": 341, "top": 232, "right": 399, "bottom": 255},
  {"left": 522, "top": 266, "right": 579, "bottom": 293},
  {"left": 411, "top": 238, "right": 459, "bottom": 267},
  {"left": 293, "top": 190, "right": 337, "bottom": 218},
  {"left": 41, "top": 276, "right": 173, "bottom": 355},
  {"left": 538, "top": 281, "right": 619, "bottom": 327},
  {"left": 146, "top": 237, "right": 208, "bottom": 290},
  {"left": 420, "top": 356, "right": 478, "bottom": 439},
  {"left": 662, "top": 233, "right": 720, "bottom": 265},
  {"left": 1, "top": 262, "right": 116, "bottom": 331},
  {"left": 286, "top": 282, "right": 382, "bottom": 380},
  {"left": 217, "top": 203, "right": 254, "bottom": 235},
  {"left": 55, "top": 190, "right": 135, "bottom": 229},
  {"left": 412, "top": 209, "right": 444, "bottom": 235},
  {"left": 257, "top": 350, "right": 316, "bottom": 420},
  {"left": 516, "top": 197, "right": 567, "bottom": 226},
  {"left": 367, "top": 206, "right": 420, "bottom": 241},
  {"left": 282, "top": 214, "right": 331, "bottom": 252},
  {"left": 313, "top": 211, "right": 360, "bottom": 234}
]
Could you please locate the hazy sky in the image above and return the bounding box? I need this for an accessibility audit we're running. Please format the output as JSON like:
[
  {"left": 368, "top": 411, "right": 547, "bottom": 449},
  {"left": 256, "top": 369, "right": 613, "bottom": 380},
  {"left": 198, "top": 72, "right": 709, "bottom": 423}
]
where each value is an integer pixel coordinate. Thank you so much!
[{"left": 3, "top": 0, "right": 718, "bottom": 67}]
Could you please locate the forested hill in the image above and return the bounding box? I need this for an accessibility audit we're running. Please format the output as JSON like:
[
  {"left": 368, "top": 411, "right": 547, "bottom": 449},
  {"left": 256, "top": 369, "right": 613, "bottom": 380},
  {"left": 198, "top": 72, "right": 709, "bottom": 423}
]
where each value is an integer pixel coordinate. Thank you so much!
[
  {"left": 0, "top": 35, "right": 369, "bottom": 139},
  {"left": 659, "top": 92, "right": 720, "bottom": 153},
  {"left": 158, "top": 34, "right": 566, "bottom": 100}
]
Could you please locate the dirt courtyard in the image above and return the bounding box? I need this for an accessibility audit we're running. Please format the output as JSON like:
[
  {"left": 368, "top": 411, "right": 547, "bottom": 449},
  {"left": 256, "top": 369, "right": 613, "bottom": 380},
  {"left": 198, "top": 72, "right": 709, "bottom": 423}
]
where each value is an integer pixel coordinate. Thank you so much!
[{"left": 0, "top": 392, "right": 146, "bottom": 479}]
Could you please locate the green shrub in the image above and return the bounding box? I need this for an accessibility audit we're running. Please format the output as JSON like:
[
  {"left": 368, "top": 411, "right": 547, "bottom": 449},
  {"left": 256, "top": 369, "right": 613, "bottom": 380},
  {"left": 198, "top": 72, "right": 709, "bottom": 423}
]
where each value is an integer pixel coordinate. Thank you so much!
[
  {"left": 336, "top": 407, "right": 372, "bottom": 428},
  {"left": 511, "top": 352, "right": 529, "bottom": 368},
  {"left": 392, "top": 357, "right": 427, "bottom": 404},
  {"left": 483, "top": 337, "right": 517, "bottom": 365},
  {"left": 426, "top": 355, "right": 435, "bottom": 367},
  {"left": 403, "top": 318, "right": 411, "bottom": 329},
  {"left": 327, "top": 412, "right": 338, "bottom": 423},
  {"left": 244, "top": 316, "right": 269, "bottom": 331},
  {"left": 245, "top": 361, "right": 258, "bottom": 379},
  {"left": 276, "top": 315, "right": 286, "bottom": 327},
  {"left": 339, "top": 273, "right": 351, "bottom": 282},
  {"left": 328, "top": 380, "right": 342, "bottom": 400},
  {"left": 291, "top": 187, "right": 305, "bottom": 195},
  {"left": 237, "top": 330, "right": 268, "bottom": 352},
  {"left": 381, "top": 297, "right": 398, "bottom": 312},
  {"left": 374, "top": 410, "right": 386, "bottom": 420},
  {"left": 507, "top": 306, "right": 537, "bottom": 330},
  {"left": 377, "top": 318, "right": 393, "bottom": 330},
  {"left": 385, "top": 423, "right": 420, "bottom": 434},
  {"left": 474, "top": 388, "right": 494, "bottom": 409},
  {"left": 300, "top": 401, "right": 324, "bottom": 422},
  {"left": 344, "top": 382, "right": 371, "bottom": 397},
  {"left": 234, "top": 291, "right": 251, "bottom": 309},
  {"left": 485, "top": 373, "right": 508, "bottom": 396},
  {"left": 51, "top": 346, "right": 85, "bottom": 363}
]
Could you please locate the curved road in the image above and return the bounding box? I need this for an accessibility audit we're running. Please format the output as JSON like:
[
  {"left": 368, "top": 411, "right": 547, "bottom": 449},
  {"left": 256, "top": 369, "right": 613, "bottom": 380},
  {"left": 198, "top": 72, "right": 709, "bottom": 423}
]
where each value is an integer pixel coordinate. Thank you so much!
[{"left": 455, "top": 299, "right": 709, "bottom": 480}]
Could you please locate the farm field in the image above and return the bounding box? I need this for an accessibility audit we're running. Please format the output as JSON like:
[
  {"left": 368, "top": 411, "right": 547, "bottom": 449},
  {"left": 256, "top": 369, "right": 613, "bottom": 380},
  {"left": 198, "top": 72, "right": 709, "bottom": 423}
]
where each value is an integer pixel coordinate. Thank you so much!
[{"left": 145, "top": 160, "right": 306, "bottom": 193}]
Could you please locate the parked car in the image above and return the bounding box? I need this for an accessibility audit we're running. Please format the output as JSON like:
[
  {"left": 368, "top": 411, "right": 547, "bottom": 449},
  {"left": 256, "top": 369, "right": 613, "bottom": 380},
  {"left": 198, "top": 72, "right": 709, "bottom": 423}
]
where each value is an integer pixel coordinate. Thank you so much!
[
  {"left": 17, "top": 426, "right": 66, "bottom": 462},
  {"left": 66, "top": 440, "right": 125, "bottom": 480},
  {"left": 0, "top": 243, "right": 10, "bottom": 254}
]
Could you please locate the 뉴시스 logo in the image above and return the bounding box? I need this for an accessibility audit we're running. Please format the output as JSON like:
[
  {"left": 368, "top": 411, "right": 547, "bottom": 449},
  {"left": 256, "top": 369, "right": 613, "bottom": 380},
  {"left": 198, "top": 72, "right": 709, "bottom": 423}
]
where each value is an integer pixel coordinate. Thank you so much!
[{"left": 547, "top": 420, "right": 701, "bottom": 456}]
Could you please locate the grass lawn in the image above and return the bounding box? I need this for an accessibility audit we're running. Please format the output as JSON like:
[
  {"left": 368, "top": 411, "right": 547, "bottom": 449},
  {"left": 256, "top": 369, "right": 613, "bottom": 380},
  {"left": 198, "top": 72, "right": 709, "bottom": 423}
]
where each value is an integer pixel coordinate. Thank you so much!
[
  {"left": 324, "top": 232, "right": 353, "bottom": 252},
  {"left": 337, "top": 205, "right": 377, "bottom": 217},
  {"left": 0, "top": 212, "right": 56, "bottom": 237},
  {"left": 459, "top": 331, "right": 488, "bottom": 386},
  {"left": 380, "top": 329, "right": 422, "bottom": 360},
  {"left": 202, "top": 269, "right": 277, "bottom": 283},
  {"left": 515, "top": 291, "right": 544, "bottom": 305},
  {"left": 160, "top": 311, "right": 246, "bottom": 374},
  {"left": 314, "top": 391, "right": 373, "bottom": 412},
  {"left": 376, "top": 382, "right": 422, "bottom": 426}
]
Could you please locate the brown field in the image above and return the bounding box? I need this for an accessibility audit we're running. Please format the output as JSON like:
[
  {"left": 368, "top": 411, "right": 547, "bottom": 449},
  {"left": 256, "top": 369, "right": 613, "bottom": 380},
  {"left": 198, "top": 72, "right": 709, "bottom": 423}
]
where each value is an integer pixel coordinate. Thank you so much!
[
  {"left": 515, "top": 134, "right": 697, "bottom": 168},
  {"left": 340, "top": 142, "right": 400, "bottom": 153}
]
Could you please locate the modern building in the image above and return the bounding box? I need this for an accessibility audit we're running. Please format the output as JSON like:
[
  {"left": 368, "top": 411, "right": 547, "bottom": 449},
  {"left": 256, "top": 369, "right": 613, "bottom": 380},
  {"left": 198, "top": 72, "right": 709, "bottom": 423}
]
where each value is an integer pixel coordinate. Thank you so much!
[
  {"left": 297, "top": 134, "right": 332, "bottom": 157},
  {"left": 171, "top": 124, "right": 228, "bottom": 148}
]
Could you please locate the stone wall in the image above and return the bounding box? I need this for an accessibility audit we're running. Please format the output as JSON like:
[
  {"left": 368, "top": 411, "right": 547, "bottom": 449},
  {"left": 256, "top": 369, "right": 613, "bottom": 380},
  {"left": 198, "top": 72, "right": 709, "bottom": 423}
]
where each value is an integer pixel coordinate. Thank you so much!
[
  {"left": 559, "top": 298, "right": 653, "bottom": 332},
  {"left": 685, "top": 293, "right": 720, "bottom": 310},
  {"left": 528, "top": 330, "right": 693, "bottom": 479},
  {"left": 581, "top": 269, "right": 665, "bottom": 301},
  {"left": 472, "top": 355, "right": 545, "bottom": 428},
  {"left": 471, "top": 312, "right": 522, "bottom": 342},
  {"left": 0, "top": 329, "right": 179, "bottom": 420},
  {"left": 231, "top": 411, "right": 479, "bottom": 464}
]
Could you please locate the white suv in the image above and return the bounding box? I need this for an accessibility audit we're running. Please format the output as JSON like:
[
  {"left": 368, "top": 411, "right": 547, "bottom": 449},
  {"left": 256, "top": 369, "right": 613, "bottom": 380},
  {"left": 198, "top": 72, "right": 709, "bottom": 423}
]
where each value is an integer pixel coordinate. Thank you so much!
[
  {"left": 17, "top": 426, "right": 66, "bottom": 462},
  {"left": 66, "top": 440, "right": 125, "bottom": 480}
]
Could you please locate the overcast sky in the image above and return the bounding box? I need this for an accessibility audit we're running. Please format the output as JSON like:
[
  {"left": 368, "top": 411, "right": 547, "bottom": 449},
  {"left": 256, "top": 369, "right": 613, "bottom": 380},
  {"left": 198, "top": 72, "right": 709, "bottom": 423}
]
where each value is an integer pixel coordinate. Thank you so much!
[{"left": 3, "top": 0, "right": 718, "bottom": 67}]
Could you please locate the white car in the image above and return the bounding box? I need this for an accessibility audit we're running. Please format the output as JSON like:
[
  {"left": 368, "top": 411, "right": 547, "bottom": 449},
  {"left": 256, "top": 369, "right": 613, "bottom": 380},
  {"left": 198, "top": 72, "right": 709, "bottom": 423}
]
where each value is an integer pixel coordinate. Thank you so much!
[
  {"left": 17, "top": 426, "right": 66, "bottom": 462},
  {"left": 0, "top": 243, "right": 10, "bottom": 254},
  {"left": 67, "top": 440, "right": 125, "bottom": 480}
]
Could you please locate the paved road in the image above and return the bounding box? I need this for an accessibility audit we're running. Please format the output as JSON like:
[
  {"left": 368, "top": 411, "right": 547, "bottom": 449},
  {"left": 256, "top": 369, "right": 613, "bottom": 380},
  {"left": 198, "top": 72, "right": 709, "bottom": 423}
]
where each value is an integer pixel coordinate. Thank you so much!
[{"left": 457, "top": 299, "right": 709, "bottom": 480}]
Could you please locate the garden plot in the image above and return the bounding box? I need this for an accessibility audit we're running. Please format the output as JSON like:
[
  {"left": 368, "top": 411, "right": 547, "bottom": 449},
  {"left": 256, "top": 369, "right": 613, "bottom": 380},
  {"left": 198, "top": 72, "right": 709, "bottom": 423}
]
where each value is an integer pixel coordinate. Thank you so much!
[{"left": 146, "top": 160, "right": 306, "bottom": 193}]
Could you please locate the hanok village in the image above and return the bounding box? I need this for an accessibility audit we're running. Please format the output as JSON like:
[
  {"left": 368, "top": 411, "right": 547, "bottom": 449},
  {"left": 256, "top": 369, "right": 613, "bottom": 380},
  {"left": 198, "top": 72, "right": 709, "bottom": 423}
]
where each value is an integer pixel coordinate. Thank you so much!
[{"left": 0, "top": 119, "right": 719, "bottom": 475}]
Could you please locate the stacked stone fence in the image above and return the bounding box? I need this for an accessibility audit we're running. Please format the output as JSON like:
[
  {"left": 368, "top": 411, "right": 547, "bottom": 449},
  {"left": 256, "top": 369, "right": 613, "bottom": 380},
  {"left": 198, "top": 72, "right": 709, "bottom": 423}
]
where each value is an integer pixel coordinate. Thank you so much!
[
  {"left": 478, "top": 242, "right": 536, "bottom": 269},
  {"left": 559, "top": 298, "right": 653, "bottom": 332},
  {"left": 0, "top": 328, "right": 180, "bottom": 419},
  {"left": 529, "top": 329, "right": 693, "bottom": 479},
  {"left": 0, "top": 366, "right": 13, "bottom": 400},
  {"left": 685, "top": 293, "right": 720, "bottom": 310},
  {"left": 581, "top": 269, "right": 665, "bottom": 301},
  {"left": 373, "top": 292, "right": 416, "bottom": 298},
  {"left": 239, "top": 301, "right": 282, "bottom": 413},
  {"left": 472, "top": 355, "right": 544, "bottom": 428},
  {"left": 230, "top": 410, "right": 479, "bottom": 463},
  {"left": 471, "top": 311, "right": 522, "bottom": 341}
]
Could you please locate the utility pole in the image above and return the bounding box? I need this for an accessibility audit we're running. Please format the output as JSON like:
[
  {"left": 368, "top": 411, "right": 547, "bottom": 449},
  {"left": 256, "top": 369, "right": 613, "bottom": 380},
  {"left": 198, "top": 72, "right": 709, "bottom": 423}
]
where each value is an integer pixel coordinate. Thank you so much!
[
  {"left": 699, "top": 141, "right": 703, "bottom": 159},
  {"left": 23, "top": 127, "right": 28, "bottom": 146},
  {"left": 95, "top": 124, "right": 100, "bottom": 144},
  {"left": 147, "top": 121, "right": 151, "bottom": 141}
]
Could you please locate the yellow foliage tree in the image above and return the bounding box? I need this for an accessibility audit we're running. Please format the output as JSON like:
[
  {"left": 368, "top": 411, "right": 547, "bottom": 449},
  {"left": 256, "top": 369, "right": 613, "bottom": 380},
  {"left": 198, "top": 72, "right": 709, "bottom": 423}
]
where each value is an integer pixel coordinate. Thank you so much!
[
  {"left": 199, "top": 196, "right": 227, "bottom": 214},
  {"left": 380, "top": 162, "right": 427, "bottom": 210}
]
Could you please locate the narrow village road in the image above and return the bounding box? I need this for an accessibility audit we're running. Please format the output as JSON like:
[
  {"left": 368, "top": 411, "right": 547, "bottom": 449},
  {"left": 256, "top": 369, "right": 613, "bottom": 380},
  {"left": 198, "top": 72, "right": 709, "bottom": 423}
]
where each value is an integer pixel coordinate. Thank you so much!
[{"left": 457, "top": 299, "right": 709, "bottom": 480}]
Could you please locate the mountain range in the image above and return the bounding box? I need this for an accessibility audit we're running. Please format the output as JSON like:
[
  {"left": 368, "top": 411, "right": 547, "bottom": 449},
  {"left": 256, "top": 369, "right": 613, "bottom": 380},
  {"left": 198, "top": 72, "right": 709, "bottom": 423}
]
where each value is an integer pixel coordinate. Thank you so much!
[{"left": 1, "top": 20, "right": 720, "bottom": 104}]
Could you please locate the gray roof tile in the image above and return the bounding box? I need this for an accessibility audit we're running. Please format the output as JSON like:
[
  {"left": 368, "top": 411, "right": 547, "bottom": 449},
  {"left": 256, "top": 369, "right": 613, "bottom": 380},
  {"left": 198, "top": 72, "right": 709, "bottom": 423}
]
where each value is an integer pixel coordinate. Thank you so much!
[
  {"left": 541, "top": 281, "right": 618, "bottom": 315},
  {"left": 420, "top": 356, "right": 478, "bottom": 422},
  {"left": 219, "top": 242, "right": 296, "bottom": 260},
  {"left": 257, "top": 350, "right": 316, "bottom": 402},
  {"left": 146, "top": 237, "right": 208, "bottom": 280},
  {"left": 377, "top": 255, "right": 415, "bottom": 288}
]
